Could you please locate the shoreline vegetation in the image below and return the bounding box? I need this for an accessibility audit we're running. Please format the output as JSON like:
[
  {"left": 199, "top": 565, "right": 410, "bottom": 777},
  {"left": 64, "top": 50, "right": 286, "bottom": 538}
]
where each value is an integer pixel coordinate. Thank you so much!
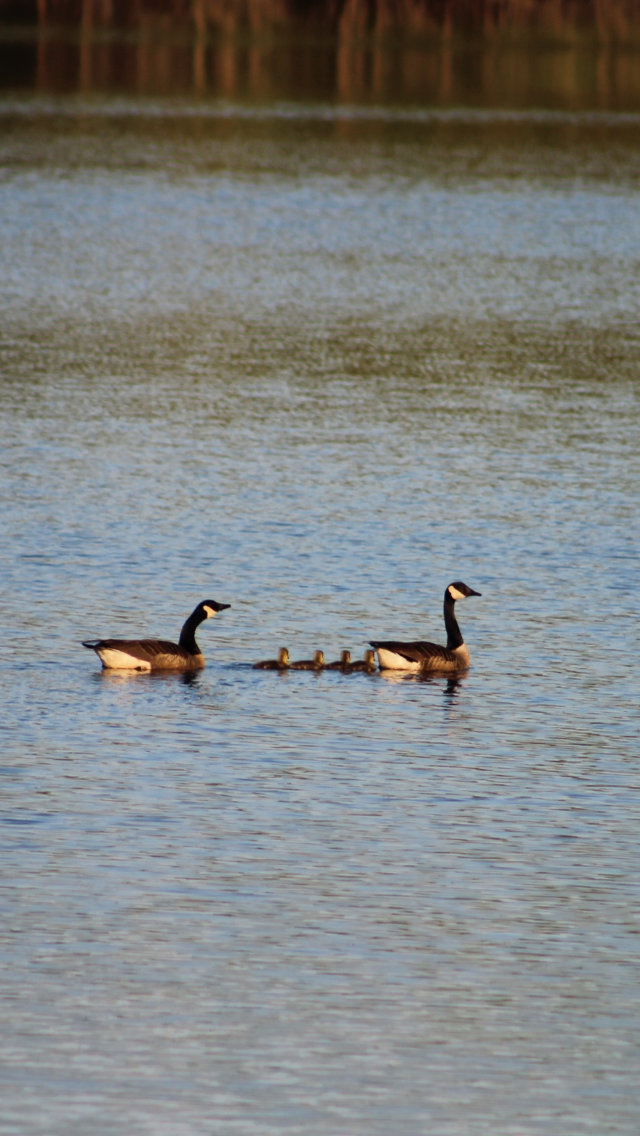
[
  {"left": 1, "top": 0, "right": 639, "bottom": 39},
  {"left": 1, "top": 0, "right": 640, "bottom": 106}
]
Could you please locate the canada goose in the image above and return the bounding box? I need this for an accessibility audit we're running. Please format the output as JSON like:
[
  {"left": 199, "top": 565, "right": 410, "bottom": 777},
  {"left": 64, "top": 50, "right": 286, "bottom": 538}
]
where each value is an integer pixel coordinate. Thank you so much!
[
  {"left": 324, "top": 649, "right": 351, "bottom": 670},
  {"left": 370, "top": 582, "right": 481, "bottom": 673},
  {"left": 345, "top": 648, "right": 377, "bottom": 674},
  {"left": 289, "top": 650, "right": 325, "bottom": 671},
  {"left": 253, "top": 647, "right": 290, "bottom": 670},
  {"left": 82, "top": 599, "right": 230, "bottom": 671}
]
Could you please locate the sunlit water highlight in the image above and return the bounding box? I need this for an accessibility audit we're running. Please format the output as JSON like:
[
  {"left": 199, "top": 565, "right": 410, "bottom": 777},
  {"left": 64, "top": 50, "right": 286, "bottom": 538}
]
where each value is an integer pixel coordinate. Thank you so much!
[{"left": 1, "top": 97, "right": 639, "bottom": 1135}]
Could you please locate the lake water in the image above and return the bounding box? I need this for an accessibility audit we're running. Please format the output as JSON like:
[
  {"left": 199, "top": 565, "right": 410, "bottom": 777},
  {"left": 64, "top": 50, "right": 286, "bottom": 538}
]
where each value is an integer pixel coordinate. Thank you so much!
[{"left": 1, "top": 80, "right": 640, "bottom": 1135}]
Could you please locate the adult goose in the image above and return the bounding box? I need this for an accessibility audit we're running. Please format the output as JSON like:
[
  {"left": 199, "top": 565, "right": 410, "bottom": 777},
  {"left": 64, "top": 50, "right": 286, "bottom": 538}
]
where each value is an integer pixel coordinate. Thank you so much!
[
  {"left": 253, "top": 647, "right": 290, "bottom": 670},
  {"left": 370, "top": 582, "right": 481, "bottom": 673},
  {"left": 82, "top": 599, "right": 230, "bottom": 671},
  {"left": 289, "top": 650, "right": 325, "bottom": 671}
]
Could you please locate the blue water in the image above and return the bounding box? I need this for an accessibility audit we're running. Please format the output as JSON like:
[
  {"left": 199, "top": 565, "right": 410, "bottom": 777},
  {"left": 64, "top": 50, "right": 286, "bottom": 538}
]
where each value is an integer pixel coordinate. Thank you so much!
[{"left": 1, "top": 98, "right": 639, "bottom": 1135}]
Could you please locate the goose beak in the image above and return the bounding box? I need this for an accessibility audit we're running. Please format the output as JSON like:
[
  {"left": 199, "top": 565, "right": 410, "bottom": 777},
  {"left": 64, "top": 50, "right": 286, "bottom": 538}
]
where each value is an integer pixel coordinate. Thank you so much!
[{"left": 468, "top": 589, "right": 481, "bottom": 597}]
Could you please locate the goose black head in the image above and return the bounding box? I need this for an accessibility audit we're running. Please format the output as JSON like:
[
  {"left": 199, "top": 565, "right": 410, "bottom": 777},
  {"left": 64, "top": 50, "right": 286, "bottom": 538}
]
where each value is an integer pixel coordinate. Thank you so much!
[
  {"left": 447, "top": 581, "right": 482, "bottom": 601},
  {"left": 201, "top": 599, "right": 231, "bottom": 618}
]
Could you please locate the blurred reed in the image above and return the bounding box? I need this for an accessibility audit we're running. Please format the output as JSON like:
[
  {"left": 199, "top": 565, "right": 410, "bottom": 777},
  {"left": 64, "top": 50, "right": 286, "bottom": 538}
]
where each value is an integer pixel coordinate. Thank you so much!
[{"left": 1, "top": 0, "right": 639, "bottom": 106}]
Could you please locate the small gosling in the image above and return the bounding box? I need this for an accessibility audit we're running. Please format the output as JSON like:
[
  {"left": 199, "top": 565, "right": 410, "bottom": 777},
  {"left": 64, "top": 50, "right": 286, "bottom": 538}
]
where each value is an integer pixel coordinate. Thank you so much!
[
  {"left": 345, "top": 649, "right": 377, "bottom": 674},
  {"left": 289, "top": 650, "right": 325, "bottom": 671},
  {"left": 253, "top": 647, "right": 290, "bottom": 671}
]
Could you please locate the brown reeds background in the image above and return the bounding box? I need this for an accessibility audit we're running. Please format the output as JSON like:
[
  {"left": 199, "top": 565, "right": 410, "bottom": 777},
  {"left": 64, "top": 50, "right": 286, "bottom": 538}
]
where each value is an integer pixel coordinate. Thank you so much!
[
  {"left": 2, "top": 0, "right": 640, "bottom": 104},
  {"left": 3, "top": 0, "right": 640, "bottom": 37}
]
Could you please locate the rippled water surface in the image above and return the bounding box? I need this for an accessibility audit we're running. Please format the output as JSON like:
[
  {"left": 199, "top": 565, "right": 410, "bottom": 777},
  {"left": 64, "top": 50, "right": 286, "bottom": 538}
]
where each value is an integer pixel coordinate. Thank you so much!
[{"left": 1, "top": 98, "right": 640, "bottom": 1135}]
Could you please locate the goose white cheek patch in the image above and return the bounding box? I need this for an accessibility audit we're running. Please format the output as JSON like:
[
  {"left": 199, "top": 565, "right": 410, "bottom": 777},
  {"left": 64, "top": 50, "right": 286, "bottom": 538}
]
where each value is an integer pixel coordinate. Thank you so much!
[
  {"left": 448, "top": 586, "right": 467, "bottom": 601},
  {"left": 203, "top": 606, "right": 216, "bottom": 618}
]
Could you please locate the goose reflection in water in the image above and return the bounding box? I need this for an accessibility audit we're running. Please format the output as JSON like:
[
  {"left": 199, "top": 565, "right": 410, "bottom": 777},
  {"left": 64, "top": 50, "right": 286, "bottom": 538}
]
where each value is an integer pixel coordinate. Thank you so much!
[
  {"left": 91, "top": 668, "right": 202, "bottom": 687},
  {"left": 378, "top": 669, "right": 462, "bottom": 698}
]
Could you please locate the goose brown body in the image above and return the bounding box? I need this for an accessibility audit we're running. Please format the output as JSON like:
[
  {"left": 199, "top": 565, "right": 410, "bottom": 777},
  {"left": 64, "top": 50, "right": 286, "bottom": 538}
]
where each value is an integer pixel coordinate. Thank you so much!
[{"left": 82, "top": 599, "right": 230, "bottom": 671}]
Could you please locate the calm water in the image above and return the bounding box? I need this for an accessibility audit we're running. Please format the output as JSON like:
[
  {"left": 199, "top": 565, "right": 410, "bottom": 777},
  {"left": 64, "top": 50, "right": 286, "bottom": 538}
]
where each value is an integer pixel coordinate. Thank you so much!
[{"left": 1, "top": 91, "right": 640, "bottom": 1135}]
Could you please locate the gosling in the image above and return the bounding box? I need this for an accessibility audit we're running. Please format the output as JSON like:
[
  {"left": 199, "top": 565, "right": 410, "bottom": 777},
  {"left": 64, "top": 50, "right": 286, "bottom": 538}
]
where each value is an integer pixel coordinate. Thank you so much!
[
  {"left": 345, "top": 649, "right": 377, "bottom": 673},
  {"left": 289, "top": 650, "right": 325, "bottom": 671},
  {"left": 324, "top": 650, "right": 351, "bottom": 671},
  {"left": 253, "top": 647, "right": 290, "bottom": 671}
]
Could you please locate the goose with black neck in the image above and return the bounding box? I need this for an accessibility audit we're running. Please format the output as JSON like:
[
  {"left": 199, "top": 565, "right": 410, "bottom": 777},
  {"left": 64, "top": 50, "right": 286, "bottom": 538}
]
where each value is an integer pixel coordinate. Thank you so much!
[
  {"left": 370, "top": 582, "right": 481, "bottom": 673},
  {"left": 82, "top": 599, "right": 230, "bottom": 671}
]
